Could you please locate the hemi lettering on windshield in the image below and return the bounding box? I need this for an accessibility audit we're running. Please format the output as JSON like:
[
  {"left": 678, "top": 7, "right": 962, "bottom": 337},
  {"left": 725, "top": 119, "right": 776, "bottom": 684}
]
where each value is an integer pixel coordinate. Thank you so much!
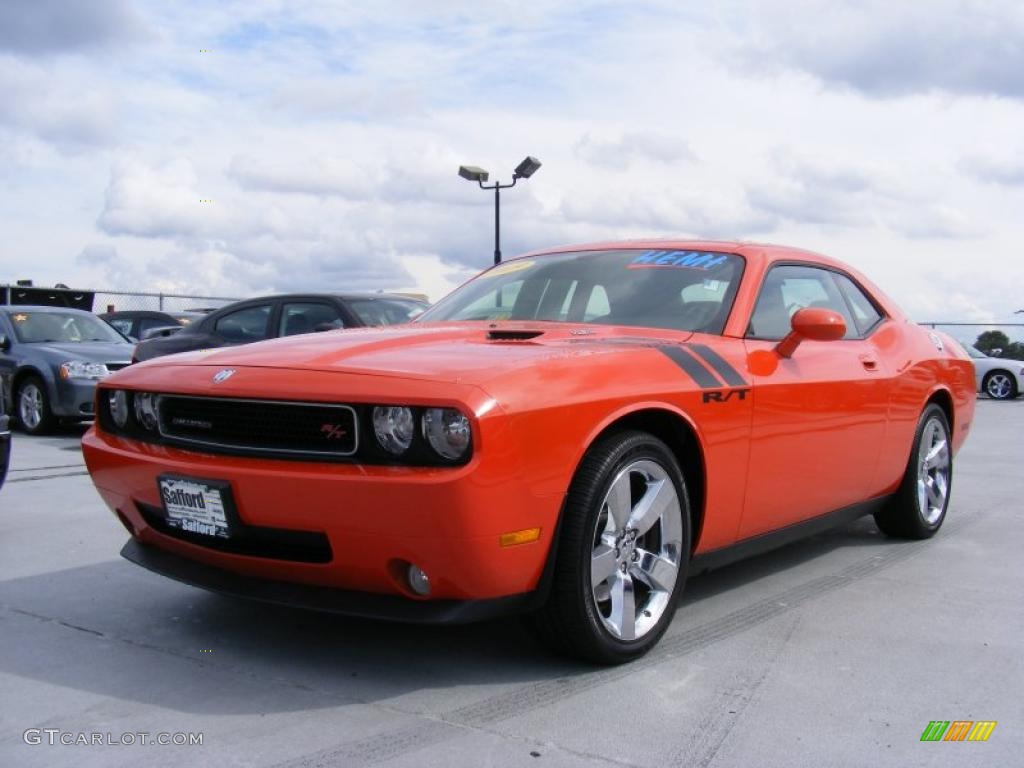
[{"left": 629, "top": 250, "right": 730, "bottom": 271}]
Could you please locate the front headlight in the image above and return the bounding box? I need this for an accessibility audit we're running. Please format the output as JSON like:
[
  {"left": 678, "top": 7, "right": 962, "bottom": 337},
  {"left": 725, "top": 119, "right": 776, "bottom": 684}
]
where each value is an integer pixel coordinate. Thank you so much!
[
  {"left": 422, "top": 408, "right": 471, "bottom": 460},
  {"left": 134, "top": 392, "right": 159, "bottom": 431},
  {"left": 373, "top": 406, "right": 415, "bottom": 455},
  {"left": 108, "top": 390, "right": 129, "bottom": 428},
  {"left": 60, "top": 360, "right": 109, "bottom": 380}
]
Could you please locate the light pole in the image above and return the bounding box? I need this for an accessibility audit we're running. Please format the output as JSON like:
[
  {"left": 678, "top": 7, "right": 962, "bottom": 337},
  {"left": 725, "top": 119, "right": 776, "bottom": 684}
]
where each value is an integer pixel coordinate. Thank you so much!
[{"left": 458, "top": 156, "right": 542, "bottom": 264}]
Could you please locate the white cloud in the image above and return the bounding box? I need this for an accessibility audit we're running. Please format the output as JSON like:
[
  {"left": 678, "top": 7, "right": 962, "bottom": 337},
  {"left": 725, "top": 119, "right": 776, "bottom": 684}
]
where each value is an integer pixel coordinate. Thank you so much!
[
  {"left": 732, "top": 0, "right": 1024, "bottom": 99},
  {"left": 0, "top": 0, "right": 150, "bottom": 55},
  {"left": 0, "top": 0, "right": 1022, "bottom": 324}
]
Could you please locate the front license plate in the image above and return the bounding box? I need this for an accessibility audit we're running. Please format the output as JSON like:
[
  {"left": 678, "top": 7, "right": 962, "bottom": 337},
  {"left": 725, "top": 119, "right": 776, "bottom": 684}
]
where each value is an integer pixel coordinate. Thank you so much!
[{"left": 158, "top": 475, "right": 232, "bottom": 539}]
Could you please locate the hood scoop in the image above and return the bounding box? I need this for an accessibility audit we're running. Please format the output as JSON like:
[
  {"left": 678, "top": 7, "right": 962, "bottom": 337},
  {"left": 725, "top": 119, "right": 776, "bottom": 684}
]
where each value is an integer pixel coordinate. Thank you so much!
[{"left": 486, "top": 329, "right": 545, "bottom": 342}]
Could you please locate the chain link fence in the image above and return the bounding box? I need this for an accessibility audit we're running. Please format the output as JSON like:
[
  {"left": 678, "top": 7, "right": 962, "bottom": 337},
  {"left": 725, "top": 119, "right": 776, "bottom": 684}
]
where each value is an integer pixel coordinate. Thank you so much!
[{"left": 91, "top": 289, "right": 241, "bottom": 314}]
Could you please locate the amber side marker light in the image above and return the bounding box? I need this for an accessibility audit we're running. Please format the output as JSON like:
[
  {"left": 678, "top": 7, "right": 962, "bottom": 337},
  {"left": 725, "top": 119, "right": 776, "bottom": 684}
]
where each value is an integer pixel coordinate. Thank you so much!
[{"left": 500, "top": 528, "right": 541, "bottom": 547}]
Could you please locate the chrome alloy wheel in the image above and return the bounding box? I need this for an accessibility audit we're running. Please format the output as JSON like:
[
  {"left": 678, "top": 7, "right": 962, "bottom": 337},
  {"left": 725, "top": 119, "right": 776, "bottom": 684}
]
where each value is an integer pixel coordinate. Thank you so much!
[
  {"left": 19, "top": 382, "right": 44, "bottom": 431},
  {"left": 917, "top": 417, "right": 950, "bottom": 525},
  {"left": 985, "top": 372, "right": 1013, "bottom": 399},
  {"left": 590, "top": 460, "right": 683, "bottom": 641}
]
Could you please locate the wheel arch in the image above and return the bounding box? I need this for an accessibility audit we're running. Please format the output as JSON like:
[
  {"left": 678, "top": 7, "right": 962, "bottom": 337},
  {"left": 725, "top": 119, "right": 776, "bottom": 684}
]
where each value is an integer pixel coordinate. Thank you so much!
[
  {"left": 577, "top": 405, "right": 707, "bottom": 553},
  {"left": 12, "top": 365, "right": 53, "bottom": 399},
  {"left": 926, "top": 386, "right": 954, "bottom": 434},
  {"left": 981, "top": 367, "right": 1016, "bottom": 392}
]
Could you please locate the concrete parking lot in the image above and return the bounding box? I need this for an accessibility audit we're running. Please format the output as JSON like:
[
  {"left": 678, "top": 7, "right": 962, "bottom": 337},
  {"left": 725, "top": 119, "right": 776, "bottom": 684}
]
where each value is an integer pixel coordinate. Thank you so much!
[{"left": 1, "top": 398, "right": 1021, "bottom": 767}]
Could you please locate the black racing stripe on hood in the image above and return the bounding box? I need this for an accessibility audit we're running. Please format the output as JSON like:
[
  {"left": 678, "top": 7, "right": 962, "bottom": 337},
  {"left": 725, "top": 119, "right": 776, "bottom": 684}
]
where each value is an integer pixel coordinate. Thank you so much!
[
  {"left": 658, "top": 346, "right": 722, "bottom": 389},
  {"left": 688, "top": 343, "right": 747, "bottom": 386}
]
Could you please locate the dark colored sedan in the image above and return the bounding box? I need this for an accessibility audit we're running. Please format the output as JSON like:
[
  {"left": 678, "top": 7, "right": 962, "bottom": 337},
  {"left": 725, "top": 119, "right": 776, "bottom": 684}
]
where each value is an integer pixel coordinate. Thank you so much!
[
  {"left": 133, "top": 293, "right": 428, "bottom": 363},
  {"left": 0, "top": 306, "right": 134, "bottom": 434},
  {"left": 100, "top": 310, "right": 207, "bottom": 342}
]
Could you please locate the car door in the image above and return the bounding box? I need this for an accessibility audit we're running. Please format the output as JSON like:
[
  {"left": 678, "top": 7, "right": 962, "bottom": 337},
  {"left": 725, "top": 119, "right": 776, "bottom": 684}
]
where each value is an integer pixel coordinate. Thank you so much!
[
  {"left": 0, "top": 313, "right": 17, "bottom": 406},
  {"left": 739, "top": 264, "right": 891, "bottom": 537}
]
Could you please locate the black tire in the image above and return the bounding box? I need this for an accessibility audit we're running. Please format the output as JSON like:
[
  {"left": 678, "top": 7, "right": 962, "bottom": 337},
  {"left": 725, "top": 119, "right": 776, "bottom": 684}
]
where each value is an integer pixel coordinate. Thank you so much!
[
  {"left": 874, "top": 404, "right": 952, "bottom": 539},
  {"left": 982, "top": 370, "right": 1018, "bottom": 400},
  {"left": 15, "top": 375, "right": 56, "bottom": 435},
  {"left": 527, "top": 430, "right": 691, "bottom": 664}
]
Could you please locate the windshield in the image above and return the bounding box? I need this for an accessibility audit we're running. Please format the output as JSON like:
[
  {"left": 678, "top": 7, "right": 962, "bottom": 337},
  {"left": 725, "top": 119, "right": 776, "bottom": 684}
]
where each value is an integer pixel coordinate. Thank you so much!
[
  {"left": 418, "top": 249, "right": 745, "bottom": 333},
  {"left": 9, "top": 311, "right": 127, "bottom": 344},
  {"left": 348, "top": 298, "right": 428, "bottom": 326}
]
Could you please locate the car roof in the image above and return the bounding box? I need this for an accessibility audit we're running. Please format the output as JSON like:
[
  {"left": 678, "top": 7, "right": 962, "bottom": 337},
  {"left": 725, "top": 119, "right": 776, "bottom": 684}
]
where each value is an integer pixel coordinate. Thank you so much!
[{"left": 224, "top": 293, "right": 427, "bottom": 303}]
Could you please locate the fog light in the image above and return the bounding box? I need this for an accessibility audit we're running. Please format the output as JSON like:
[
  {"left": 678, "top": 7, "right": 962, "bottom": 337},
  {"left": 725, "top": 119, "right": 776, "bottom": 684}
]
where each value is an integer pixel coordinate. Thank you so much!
[{"left": 407, "top": 564, "right": 431, "bottom": 596}]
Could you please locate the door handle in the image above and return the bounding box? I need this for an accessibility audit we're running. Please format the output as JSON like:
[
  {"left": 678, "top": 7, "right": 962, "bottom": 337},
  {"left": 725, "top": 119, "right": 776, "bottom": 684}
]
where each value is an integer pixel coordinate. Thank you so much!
[{"left": 859, "top": 354, "right": 878, "bottom": 371}]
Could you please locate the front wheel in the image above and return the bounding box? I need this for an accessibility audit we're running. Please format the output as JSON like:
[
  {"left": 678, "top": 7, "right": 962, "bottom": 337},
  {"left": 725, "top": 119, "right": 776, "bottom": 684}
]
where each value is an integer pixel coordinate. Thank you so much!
[
  {"left": 874, "top": 403, "right": 952, "bottom": 539},
  {"left": 528, "top": 431, "right": 691, "bottom": 664},
  {"left": 983, "top": 371, "right": 1018, "bottom": 400},
  {"left": 17, "top": 376, "right": 56, "bottom": 435}
]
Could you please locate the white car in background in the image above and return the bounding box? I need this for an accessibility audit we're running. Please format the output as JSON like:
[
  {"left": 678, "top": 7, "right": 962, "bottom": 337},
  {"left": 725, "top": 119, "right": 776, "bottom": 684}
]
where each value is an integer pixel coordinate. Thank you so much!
[{"left": 967, "top": 345, "right": 1024, "bottom": 400}]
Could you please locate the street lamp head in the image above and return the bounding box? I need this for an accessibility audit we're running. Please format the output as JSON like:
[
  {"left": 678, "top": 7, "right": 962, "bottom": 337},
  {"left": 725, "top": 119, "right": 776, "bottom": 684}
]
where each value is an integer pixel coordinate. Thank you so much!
[
  {"left": 513, "top": 156, "right": 542, "bottom": 179},
  {"left": 458, "top": 165, "right": 489, "bottom": 183}
]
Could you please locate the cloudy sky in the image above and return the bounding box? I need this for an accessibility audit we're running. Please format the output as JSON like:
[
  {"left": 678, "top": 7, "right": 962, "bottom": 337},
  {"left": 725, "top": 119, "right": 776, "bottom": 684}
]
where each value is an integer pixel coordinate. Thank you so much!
[{"left": 1, "top": 0, "right": 1022, "bottom": 322}]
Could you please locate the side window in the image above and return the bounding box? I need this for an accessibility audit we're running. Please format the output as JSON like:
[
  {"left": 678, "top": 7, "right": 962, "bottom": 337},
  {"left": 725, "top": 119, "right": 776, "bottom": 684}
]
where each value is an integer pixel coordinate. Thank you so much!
[
  {"left": 107, "top": 318, "right": 134, "bottom": 336},
  {"left": 748, "top": 265, "right": 857, "bottom": 340},
  {"left": 833, "top": 273, "right": 884, "bottom": 336},
  {"left": 279, "top": 302, "right": 343, "bottom": 337},
  {"left": 138, "top": 317, "right": 172, "bottom": 335},
  {"left": 214, "top": 304, "right": 272, "bottom": 343}
]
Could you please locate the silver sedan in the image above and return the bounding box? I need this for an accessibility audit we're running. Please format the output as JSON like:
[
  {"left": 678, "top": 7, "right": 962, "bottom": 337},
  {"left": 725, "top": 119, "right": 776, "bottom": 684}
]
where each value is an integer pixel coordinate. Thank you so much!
[{"left": 968, "top": 345, "right": 1024, "bottom": 400}]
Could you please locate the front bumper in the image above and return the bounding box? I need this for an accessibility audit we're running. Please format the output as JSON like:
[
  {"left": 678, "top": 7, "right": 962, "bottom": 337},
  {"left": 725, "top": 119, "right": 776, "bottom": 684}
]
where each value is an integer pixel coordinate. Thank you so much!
[
  {"left": 121, "top": 538, "right": 543, "bottom": 624},
  {"left": 53, "top": 377, "right": 98, "bottom": 418},
  {"left": 82, "top": 426, "right": 562, "bottom": 605}
]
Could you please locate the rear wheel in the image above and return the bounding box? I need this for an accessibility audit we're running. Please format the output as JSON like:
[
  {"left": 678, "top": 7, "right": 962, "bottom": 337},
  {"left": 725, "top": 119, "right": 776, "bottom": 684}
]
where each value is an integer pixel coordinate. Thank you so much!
[
  {"left": 16, "top": 376, "right": 56, "bottom": 435},
  {"left": 874, "top": 404, "right": 951, "bottom": 539},
  {"left": 528, "top": 431, "right": 690, "bottom": 664},
  {"left": 983, "top": 371, "right": 1017, "bottom": 400}
]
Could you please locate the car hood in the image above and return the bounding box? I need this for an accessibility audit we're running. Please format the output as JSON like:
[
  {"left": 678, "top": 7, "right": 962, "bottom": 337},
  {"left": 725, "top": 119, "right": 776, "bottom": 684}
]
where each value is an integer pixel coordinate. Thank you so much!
[
  {"left": 30, "top": 341, "right": 134, "bottom": 362},
  {"left": 136, "top": 322, "right": 694, "bottom": 386}
]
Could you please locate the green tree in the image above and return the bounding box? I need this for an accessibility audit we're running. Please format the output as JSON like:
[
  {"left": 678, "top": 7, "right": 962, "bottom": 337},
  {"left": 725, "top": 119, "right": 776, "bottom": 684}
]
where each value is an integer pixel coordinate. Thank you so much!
[{"left": 975, "top": 330, "right": 1011, "bottom": 356}]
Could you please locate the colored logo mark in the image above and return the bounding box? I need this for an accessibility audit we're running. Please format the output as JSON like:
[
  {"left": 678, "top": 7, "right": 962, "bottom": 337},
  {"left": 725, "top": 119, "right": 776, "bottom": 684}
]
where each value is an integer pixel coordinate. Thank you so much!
[
  {"left": 920, "top": 720, "right": 996, "bottom": 742},
  {"left": 628, "top": 250, "right": 730, "bottom": 271}
]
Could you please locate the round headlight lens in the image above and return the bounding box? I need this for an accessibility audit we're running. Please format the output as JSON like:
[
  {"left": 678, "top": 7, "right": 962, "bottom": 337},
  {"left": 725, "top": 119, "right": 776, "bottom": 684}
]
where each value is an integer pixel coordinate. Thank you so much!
[
  {"left": 109, "top": 390, "right": 129, "bottom": 428},
  {"left": 133, "top": 392, "right": 159, "bottom": 431},
  {"left": 372, "top": 406, "right": 415, "bottom": 455},
  {"left": 422, "top": 408, "right": 471, "bottom": 461}
]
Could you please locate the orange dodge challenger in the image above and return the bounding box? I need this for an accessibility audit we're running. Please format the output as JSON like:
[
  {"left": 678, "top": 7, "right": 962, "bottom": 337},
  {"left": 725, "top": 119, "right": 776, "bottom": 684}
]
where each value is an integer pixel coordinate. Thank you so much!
[{"left": 83, "top": 241, "right": 975, "bottom": 663}]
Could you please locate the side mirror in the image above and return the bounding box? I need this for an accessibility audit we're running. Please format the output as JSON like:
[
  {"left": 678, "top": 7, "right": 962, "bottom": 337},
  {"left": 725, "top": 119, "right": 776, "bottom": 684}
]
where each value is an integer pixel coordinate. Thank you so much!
[
  {"left": 776, "top": 307, "right": 846, "bottom": 358},
  {"left": 0, "top": 334, "right": 9, "bottom": 352}
]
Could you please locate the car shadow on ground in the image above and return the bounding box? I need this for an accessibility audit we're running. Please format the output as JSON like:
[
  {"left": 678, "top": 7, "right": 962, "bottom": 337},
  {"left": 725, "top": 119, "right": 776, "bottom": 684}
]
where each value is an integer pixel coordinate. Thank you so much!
[{"left": 0, "top": 514, "right": 905, "bottom": 716}]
